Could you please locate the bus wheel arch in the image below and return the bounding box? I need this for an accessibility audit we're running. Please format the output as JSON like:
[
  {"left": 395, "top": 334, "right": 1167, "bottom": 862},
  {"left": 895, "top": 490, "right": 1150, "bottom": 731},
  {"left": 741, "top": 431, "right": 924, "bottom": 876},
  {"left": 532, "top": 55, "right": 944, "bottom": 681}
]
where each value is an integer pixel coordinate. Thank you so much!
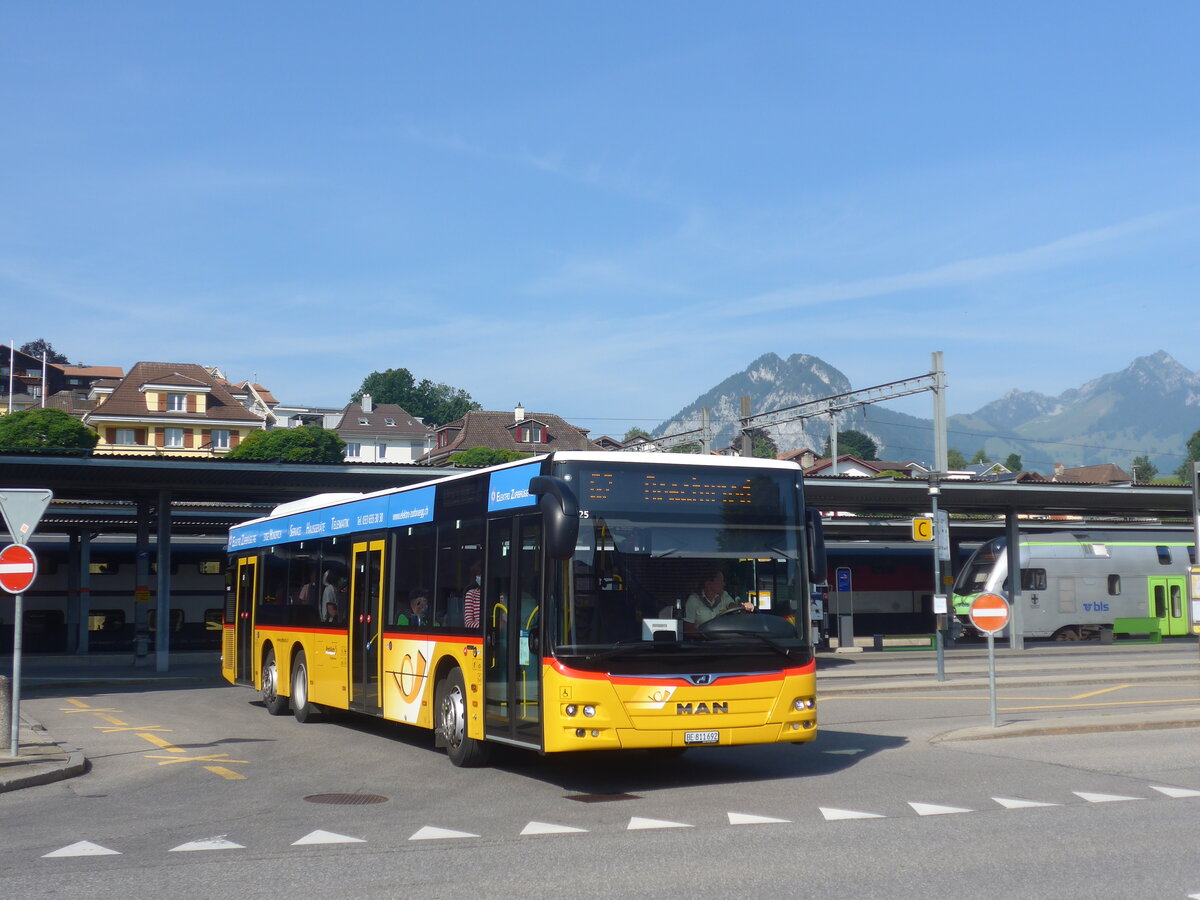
[
  {"left": 261, "top": 643, "right": 289, "bottom": 716},
  {"left": 435, "top": 665, "right": 489, "bottom": 767}
]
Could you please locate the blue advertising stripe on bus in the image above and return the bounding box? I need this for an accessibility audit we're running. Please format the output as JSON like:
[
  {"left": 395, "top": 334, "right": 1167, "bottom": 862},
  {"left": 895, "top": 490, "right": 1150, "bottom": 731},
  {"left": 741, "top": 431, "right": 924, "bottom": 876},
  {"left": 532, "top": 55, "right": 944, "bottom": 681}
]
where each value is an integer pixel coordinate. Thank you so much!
[
  {"left": 229, "top": 486, "right": 436, "bottom": 550},
  {"left": 487, "top": 462, "right": 540, "bottom": 512}
]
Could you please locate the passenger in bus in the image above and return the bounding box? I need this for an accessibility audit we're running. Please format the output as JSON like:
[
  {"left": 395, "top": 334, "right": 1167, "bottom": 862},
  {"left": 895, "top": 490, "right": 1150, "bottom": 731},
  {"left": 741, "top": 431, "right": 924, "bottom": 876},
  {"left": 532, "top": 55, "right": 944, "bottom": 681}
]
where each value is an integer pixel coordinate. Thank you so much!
[
  {"left": 323, "top": 599, "right": 340, "bottom": 624},
  {"left": 684, "top": 569, "right": 752, "bottom": 628},
  {"left": 297, "top": 573, "right": 318, "bottom": 606},
  {"left": 396, "top": 589, "right": 434, "bottom": 628},
  {"left": 464, "top": 561, "right": 482, "bottom": 629},
  {"left": 321, "top": 570, "right": 338, "bottom": 614}
]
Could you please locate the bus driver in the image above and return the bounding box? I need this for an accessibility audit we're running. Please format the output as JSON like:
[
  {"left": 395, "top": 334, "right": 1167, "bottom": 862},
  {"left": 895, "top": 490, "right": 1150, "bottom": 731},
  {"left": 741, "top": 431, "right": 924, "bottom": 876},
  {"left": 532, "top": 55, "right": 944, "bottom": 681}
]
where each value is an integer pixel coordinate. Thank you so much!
[{"left": 684, "top": 569, "right": 753, "bottom": 628}]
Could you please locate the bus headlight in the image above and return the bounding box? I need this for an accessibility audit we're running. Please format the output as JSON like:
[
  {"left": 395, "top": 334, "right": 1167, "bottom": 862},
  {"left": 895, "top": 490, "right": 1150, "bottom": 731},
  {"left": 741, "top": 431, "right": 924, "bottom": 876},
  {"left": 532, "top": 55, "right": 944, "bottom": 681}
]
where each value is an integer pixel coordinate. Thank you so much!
[
  {"left": 583, "top": 705, "right": 597, "bottom": 718},
  {"left": 565, "top": 704, "right": 578, "bottom": 717},
  {"left": 793, "top": 697, "right": 815, "bottom": 711}
]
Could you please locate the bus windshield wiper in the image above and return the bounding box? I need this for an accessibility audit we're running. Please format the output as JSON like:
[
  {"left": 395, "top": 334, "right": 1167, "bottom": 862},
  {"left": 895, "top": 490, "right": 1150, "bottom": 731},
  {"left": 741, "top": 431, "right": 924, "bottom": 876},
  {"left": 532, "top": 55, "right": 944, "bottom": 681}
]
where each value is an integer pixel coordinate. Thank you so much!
[
  {"left": 580, "top": 640, "right": 701, "bottom": 662},
  {"left": 693, "top": 629, "right": 793, "bottom": 658}
]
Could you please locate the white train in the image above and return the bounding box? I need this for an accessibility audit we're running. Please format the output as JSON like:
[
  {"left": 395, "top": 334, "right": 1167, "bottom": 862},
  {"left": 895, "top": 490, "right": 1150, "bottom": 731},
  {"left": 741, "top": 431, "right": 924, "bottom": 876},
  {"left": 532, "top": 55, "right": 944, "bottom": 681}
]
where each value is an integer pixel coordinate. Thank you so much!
[{"left": 952, "top": 529, "right": 1196, "bottom": 640}]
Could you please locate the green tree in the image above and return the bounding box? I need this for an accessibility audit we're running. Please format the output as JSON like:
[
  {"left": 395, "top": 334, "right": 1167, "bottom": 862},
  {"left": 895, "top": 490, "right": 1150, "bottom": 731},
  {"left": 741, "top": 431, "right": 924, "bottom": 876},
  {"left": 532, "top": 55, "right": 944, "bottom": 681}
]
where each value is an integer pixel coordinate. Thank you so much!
[
  {"left": 351, "top": 368, "right": 480, "bottom": 427},
  {"left": 226, "top": 426, "right": 346, "bottom": 463},
  {"left": 623, "top": 426, "right": 652, "bottom": 443},
  {"left": 18, "top": 338, "right": 69, "bottom": 365},
  {"left": 449, "top": 446, "right": 530, "bottom": 467},
  {"left": 971, "top": 448, "right": 991, "bottom": 465},
  {"left": 821, "top": 429, "right": 878, "bottom": 461},
  {"left": 748, "top": 427, "right": 779, "bottom": 460},
  {"left": 946, "top": 447, "right": 967, "bottom": 469},
  {"left": 1004, "top": 453, "right": 1023, "bottom": 473},
  {"left": 670, "top": 441, "right": 702, "bottom": 454},
  {"left": 1130, "top": 455, "right": 1157, "bottom": 483},
  {"left": 1175, "top": 429, "right": 1200, "bottom": 482},
  {"left": 0, "top": 408, "right": 97, "bottom": 453}
]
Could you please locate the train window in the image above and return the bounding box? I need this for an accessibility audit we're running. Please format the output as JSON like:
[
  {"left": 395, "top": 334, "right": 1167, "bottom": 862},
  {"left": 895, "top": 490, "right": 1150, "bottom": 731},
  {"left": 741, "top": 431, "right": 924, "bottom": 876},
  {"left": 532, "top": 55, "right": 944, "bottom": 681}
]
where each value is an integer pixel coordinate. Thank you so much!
[
  {"left": 88, "top": 562, "right": 118, "bottom": 575},
  {"left": 1189, "top": 546, "right": 1196, "bottom": 565},
  {"left": 1153, "top": 585, "right": 1166, "bottom": 618},
  {"left": 1107, "top": 574, "right": 1121, "bottom": 596},
  {"left": 1170, "top": 585, "right": 1182, "bottom": 619},
  {"left": 1156, "top": 546, "right": 1172, "bottom": 565},
  {"left": 1019, "top": 568, "right": 1046, "bottom": 591}
]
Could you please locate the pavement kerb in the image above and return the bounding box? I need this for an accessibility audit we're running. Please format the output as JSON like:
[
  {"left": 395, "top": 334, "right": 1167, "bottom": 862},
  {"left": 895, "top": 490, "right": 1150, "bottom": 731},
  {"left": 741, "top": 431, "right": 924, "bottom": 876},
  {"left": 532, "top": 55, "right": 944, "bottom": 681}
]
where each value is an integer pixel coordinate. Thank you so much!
[
  {"left": 0, "top": 715, "right": 88, "bottom": 794},
  {"left": 931, "top": 709, "right": 1200, "bottom": 743}
]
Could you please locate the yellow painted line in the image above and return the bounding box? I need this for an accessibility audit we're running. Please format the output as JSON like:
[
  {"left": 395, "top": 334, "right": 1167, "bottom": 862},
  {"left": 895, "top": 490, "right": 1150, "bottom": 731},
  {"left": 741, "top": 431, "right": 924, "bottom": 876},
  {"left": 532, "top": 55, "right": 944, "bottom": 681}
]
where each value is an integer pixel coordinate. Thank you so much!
[
  {"left": 993, "top": 696, "right": 1200, "bottom": 710},
  {"left": 1070, "top": 685, "right": 1130, "bottom": 700},
  {"left": 144, "top": 752, "right": 249, "bottom": 767},
  {"left": 65, "top": 699, "right": 91, "bottom": 709},
  {"left": 97, "top": 714, "right": 128, "bottom": 726},
  {"left": 138, "top": 733, "right": 186, "bottom": 753},
  {"left": 95, "top": 724, "right": 170, "bottom": 734},
  {"left": 205, "top": 766, "right": 247, "bottom": 781},
  {"left": 60, "top": 706, "right": 121, "bottom": 714}
]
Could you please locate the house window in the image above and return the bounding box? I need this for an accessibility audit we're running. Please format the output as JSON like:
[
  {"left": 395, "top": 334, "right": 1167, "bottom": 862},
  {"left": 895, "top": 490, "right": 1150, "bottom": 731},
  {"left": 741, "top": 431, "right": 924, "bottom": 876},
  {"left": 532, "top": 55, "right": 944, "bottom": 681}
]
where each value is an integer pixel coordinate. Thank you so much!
[
  {"left": 168, "top": 393, "right": 187, "bottom": 412},
  {"left": 384, "top": 418, "right": 396, "bottom": 426},
  {"left": 359, "top": 417, "right": 370, "bottom": 425},
  {"left": 115, "top": 428, "right": 137, "bottom": 445},
  {"left": 517, "top": 424, "right": 543, "bottom": 443},
  {"left": 164, "top": 427, "right": 185, "bottom": 448},
  {"left": 377, "top": 444, "right": 387, "bottom": 459},
  {"left": 211, "top": 429, "right": 231, "bottom": 450},
  {"left": 346, "top": 443, "right": 362, "bottom": 458}
]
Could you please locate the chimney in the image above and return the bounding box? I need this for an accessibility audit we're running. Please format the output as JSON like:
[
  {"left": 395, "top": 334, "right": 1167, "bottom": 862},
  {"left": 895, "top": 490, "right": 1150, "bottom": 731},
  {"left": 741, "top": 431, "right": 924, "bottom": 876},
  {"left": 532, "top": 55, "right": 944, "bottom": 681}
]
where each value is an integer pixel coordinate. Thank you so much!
[
  {"left": 362, "top": 393, "right": 373, "bottom": 414},
  {"left": 515, "top": 402, "right": 525, "bottom": 423},
  {"left": 1053, "top": 461, "right": 1064, "bottom": 479}
]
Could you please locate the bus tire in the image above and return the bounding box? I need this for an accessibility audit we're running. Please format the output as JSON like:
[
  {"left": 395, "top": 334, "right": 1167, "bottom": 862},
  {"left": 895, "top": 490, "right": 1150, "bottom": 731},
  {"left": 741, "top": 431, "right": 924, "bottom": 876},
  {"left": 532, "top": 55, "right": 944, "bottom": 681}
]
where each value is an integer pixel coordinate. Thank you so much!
[
  {"left": 291, "top": 650, "right": 319, "bottom": 723},
  {"left": 436, "top": 667, "right": 489, "bottom": 768},
  {"left": 262, "top": 647, "right": 289, "bottom": 716}
]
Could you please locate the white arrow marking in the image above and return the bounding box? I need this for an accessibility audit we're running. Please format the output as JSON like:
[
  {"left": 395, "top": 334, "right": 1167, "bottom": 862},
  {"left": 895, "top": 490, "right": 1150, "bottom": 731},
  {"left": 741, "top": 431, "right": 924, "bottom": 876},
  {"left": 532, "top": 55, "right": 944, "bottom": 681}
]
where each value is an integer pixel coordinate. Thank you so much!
[
  {"left": 292, "top": 830, "right": 366, "bottom": 846},
  {"left": 1073, "top": 792, "right": 1143, "bottom": 804},
  {"left": 409, "top": 826, "right": 479, "bottom": 841},
  {"left": 42, "top": 840, "right": 121, "bottom": 858},
  {"left": 728, "top": 812, "right": 791, "bottom": 825},
  {"left": 909, "top": 802, "right": 972, "bottom": 816},
  {"left": 627, "top": 817, "right": 692, "bottom": 830},
  {"left": 992, "top": 797, "right": 1059, "bottom": 809},
  {"left": 169, "top": 836, "right": 244, "bottom": 852},
  {"left": 520, "top": 821, "right": 588, "bottom": 835},
  {"left": 822, "top": 748, "right": 866, "bottom": 756},
  {"left": 1149, "top": 785, "right": 1200, "bottom": 799},
  {"left": 819, "top": 807, "right": 885, "bottom": 821}
]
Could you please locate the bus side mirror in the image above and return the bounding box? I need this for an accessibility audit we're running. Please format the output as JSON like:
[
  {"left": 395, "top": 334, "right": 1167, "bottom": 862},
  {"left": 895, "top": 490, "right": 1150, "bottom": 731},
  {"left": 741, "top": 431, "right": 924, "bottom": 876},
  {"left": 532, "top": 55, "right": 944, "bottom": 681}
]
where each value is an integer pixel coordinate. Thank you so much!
[
  {"left": 805, "top": 507, "right": 827, "bottom": 584},
  {"left": 530, "top": 475, "right": 579, "bottom": 561}
]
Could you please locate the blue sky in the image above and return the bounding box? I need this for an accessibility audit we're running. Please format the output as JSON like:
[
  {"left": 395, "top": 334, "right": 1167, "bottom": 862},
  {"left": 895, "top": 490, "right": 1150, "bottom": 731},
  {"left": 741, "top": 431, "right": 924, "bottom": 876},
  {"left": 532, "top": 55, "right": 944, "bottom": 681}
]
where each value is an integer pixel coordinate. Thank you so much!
[{"left": 3, "top": 2, "right": 1198, "bottom": 440}]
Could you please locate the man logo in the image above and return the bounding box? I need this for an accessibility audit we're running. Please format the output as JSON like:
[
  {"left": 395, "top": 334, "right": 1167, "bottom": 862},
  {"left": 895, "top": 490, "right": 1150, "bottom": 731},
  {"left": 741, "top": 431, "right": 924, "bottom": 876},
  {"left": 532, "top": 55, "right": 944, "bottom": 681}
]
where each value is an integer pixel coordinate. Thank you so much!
[
  {"left": 676, "top": 702, "right": 728, "bottom": 715},
  {"left": 688, "top": 674, "right": 713, "bottom": 685}
]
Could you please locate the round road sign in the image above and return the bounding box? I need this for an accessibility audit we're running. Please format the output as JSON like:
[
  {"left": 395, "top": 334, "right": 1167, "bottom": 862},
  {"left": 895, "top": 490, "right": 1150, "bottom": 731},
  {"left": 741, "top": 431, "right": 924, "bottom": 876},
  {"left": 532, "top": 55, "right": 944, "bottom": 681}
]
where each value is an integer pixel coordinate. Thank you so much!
[
  {"left": 0, "top": 543, "right": 38, "bottom": 594},
  {"left": 969, "top": 592, "right": 1010, "bottom": 634}
]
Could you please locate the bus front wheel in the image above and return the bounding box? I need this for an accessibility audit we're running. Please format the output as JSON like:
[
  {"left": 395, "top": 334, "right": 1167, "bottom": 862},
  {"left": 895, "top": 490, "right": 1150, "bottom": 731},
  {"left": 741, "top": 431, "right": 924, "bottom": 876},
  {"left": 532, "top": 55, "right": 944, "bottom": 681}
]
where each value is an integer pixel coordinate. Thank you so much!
[
  {"left": 262, "top": 648, "right": 289, "bottom": 716},
  {"left": 291, "top": 650, "right": 320, "bottom": 723},
  {"left": 436, "top": 668, "right": 489, "bottom": 768}
]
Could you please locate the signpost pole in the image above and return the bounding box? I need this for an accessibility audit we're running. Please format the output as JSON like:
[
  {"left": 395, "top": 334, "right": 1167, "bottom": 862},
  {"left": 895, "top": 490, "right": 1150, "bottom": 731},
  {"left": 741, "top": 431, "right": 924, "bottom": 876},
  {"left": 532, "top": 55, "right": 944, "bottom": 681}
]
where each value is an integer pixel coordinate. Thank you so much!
[
  {"left": 10, "top": 591, "right": 22, "bottom": 757},
  {"left": 987, "top": 631, "right": 997, "bottom": 728},
  {"left": 929, "top": 480, "right": 944, "bottom": 682}
]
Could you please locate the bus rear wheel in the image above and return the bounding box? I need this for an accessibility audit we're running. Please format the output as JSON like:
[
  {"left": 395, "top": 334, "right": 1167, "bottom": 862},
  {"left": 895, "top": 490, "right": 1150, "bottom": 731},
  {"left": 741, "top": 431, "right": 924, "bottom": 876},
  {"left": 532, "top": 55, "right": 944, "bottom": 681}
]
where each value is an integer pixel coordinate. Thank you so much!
[
  {"left": 291, "top": 650, "right": 320, "bottom": 723},
  {"left": 436, "top": 668, "right": 489, "bottom": 768},
  {"left": 262, "top": 648, "right": 289, "bottom": 716}
]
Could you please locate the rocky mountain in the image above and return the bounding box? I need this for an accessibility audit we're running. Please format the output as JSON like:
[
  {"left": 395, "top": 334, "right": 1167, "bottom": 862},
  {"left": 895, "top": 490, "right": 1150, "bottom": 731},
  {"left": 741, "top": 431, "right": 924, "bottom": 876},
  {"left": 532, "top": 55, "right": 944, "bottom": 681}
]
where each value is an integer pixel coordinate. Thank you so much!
[{"left": 654, "top": 350, "right": 1200, "bottom": 474}]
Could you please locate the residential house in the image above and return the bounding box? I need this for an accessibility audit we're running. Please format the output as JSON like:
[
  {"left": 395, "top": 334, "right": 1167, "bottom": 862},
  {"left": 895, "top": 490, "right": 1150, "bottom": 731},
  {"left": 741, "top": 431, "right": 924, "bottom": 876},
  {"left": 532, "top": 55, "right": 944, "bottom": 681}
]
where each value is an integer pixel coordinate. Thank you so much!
[
  {"left": 1050, "top": 462, "right": 1133, "bottom": 485},
  {"left": 335, "top": 394, "right": 431, "bottom": 463},
  {"left": 1, "top": 344, "right": 123, "bottom": 414},
  {"left": 83, "top": 362, "right": 266, "bottom": 456},
  {"left": 420, "top": 403, "right": 600, "bottom": 465}
]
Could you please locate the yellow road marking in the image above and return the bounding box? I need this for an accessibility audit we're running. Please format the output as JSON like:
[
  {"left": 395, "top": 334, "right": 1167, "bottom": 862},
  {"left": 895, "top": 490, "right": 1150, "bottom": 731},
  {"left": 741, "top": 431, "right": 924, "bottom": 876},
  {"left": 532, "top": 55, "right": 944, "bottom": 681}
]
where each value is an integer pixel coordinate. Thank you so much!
[
  {"left": 97, "top": 714, "right": 127, "bottom": 726},
  {"left": 144, "top": 752, "right": 249, "bottom": 767},
  {"left": 65, "top": 699, "right": 91, "bottom": 709},
  {"left": 205, "top": 766, "right": 247, "bottom": 781},
  {"left": 1071, "top": 685, "right": 1130, "bottom": 700},
  {"left": 95, "top": 724, "right": 171, "bottom": 734},
  {"left": 60, "top": 706, "right": 120, "bottom": 714},
  {"left": 1000, "top": 697, "right": 1200, "bottom": 712},
  {"left": 138, "top": 733, "right": 186, "bottom": 753}
]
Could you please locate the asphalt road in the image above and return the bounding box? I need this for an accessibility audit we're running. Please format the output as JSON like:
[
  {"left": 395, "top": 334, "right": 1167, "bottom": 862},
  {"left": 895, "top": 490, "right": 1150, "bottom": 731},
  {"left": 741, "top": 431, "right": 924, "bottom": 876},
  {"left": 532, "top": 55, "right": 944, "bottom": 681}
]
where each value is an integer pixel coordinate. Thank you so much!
[{"left": 3, "top": 647, "right": 1199, "bottom": 899}]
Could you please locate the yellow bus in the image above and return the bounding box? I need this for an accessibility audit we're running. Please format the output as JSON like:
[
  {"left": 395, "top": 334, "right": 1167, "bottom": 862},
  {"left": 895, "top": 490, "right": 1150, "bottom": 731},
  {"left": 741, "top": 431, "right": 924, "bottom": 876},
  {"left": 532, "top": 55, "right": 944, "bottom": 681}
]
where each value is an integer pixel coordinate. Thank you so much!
[{"left": 222, "top": 451, "right": 827, "bottom": 766}]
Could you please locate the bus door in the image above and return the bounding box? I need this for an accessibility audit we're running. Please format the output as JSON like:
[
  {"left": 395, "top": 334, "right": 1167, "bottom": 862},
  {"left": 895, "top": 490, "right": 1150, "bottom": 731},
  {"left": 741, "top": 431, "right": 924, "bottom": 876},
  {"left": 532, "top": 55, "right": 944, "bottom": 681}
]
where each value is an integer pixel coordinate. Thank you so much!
[
  {"left": 349, "top": 538, "right": 386, "bottom": 714},
  {"left": 484, "top": 516, "right": 544, "bottom": 748},
  {"left": 234, "top": 556, "right": 257, "bottom": 685},
  {"left": 1149, "top": 575, "right": 1188, "bottom": 637}
]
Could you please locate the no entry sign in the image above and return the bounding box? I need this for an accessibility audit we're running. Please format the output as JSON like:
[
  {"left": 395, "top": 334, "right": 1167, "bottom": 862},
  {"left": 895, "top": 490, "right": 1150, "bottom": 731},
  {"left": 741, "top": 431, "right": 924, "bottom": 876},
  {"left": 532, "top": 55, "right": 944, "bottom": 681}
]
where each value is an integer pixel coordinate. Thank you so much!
[
  {"left": 0, "top": 543, "right": 38, "bottom": 594},
  {"left": 969, "top": 592, "right": 1010, "bottom": 634}
]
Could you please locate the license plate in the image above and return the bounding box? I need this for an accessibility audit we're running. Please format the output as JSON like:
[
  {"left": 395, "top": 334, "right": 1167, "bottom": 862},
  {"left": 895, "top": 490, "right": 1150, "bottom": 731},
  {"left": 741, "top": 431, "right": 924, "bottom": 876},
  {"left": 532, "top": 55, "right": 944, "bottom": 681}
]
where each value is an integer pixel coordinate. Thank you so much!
[{"left": 684, "top": 730, "right": 719, "bottom": 745}]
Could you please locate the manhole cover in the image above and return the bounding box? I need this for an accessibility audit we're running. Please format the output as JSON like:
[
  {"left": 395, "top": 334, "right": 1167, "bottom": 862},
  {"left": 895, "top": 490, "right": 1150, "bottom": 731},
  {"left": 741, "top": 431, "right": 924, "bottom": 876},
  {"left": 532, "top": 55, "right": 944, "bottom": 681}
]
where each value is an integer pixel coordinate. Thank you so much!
[
  {"left": 304, "top": 793, "right": 389, "bottom": 806},
  {"left": 565, "top": 793, "right": 641, "bottom": 803}
]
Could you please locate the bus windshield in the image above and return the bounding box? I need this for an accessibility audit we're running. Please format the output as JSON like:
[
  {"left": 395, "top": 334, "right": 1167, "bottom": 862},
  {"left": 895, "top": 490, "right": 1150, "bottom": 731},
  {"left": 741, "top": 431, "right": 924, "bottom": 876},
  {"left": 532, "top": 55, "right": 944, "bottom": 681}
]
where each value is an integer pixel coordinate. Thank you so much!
[{"left": 551, "top": 461, "right": 809, "bottom": 673}]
